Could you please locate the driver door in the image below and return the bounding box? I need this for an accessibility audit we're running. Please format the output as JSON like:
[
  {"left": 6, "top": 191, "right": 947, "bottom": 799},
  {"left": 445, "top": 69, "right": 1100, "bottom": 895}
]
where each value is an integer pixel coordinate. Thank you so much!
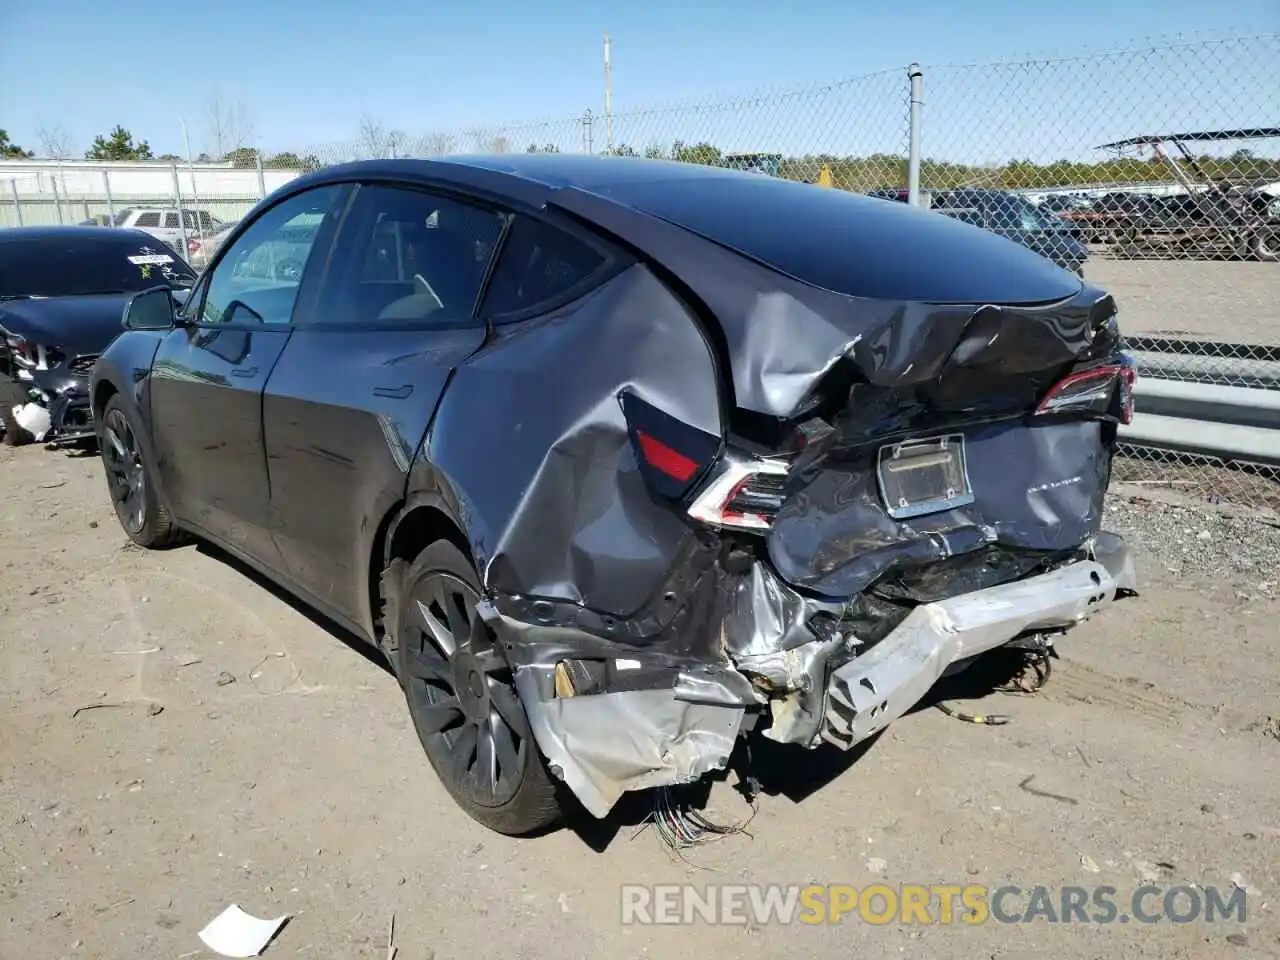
[{"left": 148, "top": 184, "right": 350, "bottom": 566}]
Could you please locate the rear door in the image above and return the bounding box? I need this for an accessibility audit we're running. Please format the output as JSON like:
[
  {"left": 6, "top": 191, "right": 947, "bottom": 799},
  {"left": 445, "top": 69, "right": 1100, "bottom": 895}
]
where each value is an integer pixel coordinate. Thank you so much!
[
  {"left": 262, "top": 183, "right": 505, "bottom": 626},
  {"left": 148, "top": 184, "right": 350, "bottom": 565}
]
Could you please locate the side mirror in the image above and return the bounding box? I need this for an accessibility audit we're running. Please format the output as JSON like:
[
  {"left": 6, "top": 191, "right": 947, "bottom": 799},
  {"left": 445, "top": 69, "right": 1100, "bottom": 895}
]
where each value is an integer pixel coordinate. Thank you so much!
[{"left": 122, "top": 285, "right": 178, "bottom": 331}]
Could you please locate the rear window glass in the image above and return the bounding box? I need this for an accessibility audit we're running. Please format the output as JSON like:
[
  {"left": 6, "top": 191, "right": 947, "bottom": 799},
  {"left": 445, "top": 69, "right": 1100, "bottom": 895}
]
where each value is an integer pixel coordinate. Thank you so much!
[
  {"left": 0, "top": 236, "right": 198, "bottom": 298},
  {"left": 593, "top": 174, "right": 1080, "bottom": 304},
  {"left": 481, "top": 217, "right": 606, "bottom": 318}
]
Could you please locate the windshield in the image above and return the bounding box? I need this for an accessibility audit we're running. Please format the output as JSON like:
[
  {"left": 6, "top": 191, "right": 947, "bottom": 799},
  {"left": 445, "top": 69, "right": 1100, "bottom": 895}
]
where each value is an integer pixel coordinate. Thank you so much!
[
  {"left": 1017, "top": 198, "right": 1071, "bottom": 232},
  {"left": 0, "top": 235, "right": 198, "bottom": 298}
]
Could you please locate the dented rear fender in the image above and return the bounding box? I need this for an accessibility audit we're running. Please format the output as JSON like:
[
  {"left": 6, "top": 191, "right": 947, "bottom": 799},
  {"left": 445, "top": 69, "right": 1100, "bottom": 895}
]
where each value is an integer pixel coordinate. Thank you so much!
[{"left": 425, "top": 263, "right": 725, "bottom": 619}]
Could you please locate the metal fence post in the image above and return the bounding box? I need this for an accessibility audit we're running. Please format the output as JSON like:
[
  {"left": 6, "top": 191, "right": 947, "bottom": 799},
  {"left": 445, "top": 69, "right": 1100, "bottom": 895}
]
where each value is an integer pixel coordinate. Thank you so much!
[
  {"left": 906, "top": 62, "right": 923, "bottom": 206},
  {"left": 8, "top": 179, "right": 22, "bottom": 226},
  {"left": 255, "top": 150, "right": 266, "bottom": 200},
  {"left": 103, "top": 170, "right": 115, "bottom": 225},
  {"left": 171, "top": 162, "right": 189, "bottom": 261},
  {"left": 51, "top": 177, "right": 64, "bottom": 224}
]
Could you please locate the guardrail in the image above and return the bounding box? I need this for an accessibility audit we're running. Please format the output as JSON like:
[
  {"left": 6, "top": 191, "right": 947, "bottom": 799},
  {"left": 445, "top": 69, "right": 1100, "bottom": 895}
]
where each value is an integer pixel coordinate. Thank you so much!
[{"left": 1117, "top": 338, "right": 1280, "bottom": 509}]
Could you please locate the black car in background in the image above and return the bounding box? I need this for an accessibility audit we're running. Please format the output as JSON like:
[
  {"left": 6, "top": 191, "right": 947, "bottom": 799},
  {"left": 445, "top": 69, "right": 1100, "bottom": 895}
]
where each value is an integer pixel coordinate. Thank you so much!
[
  {"left": 869, "top": 187, "right": 1090, "bottom": 274},
  {"left": 91, "top": 156, "right": 1135, "bottom": 835},
  {"left": 0, "top": 227, "right": 196, "bottom": 446}
]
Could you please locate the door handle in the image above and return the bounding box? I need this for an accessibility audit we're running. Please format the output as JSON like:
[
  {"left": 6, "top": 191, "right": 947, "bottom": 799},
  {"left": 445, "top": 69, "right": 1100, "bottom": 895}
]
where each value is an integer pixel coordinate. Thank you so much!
[
  {"left": 232, "top": 367, "right": 259, "bottom": 378},
  {"left": 374, "top": 384, "right": 413, "bottom": 400}
]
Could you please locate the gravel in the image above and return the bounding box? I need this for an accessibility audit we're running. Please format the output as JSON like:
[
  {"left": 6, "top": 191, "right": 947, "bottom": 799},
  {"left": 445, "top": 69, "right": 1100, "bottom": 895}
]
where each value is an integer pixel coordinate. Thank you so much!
[{"left": 1104, "top": 492, "right": 1280, "bottom": 589}]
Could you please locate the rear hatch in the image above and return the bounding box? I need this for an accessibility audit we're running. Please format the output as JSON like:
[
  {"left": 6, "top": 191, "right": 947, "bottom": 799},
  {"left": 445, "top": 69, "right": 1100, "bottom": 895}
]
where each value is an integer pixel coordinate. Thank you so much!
[
  {"left": 726, "top": 288, "right": 1132, "bottom": 602},
  {"left": 593, "top": 175, "right": 1131, "bottom": 596},
  {"left": 554, "top": 169, "right": 1133, "bottom": 607}
]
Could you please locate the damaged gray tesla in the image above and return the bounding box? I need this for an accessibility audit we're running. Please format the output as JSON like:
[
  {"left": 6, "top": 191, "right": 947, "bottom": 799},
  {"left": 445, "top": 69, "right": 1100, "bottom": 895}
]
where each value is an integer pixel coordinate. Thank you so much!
[{"left": 89, "top": 155, "right": 1138, "bottom": 835}]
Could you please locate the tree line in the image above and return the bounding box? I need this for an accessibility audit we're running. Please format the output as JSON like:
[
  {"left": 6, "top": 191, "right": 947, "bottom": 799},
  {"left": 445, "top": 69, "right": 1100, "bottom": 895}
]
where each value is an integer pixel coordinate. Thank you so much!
[
  {"left": 7, "top": 119, "right": 1276, "bottom": 192},
  {"left": 590, "top": 141, "right": 1280, "bottom": 190}
]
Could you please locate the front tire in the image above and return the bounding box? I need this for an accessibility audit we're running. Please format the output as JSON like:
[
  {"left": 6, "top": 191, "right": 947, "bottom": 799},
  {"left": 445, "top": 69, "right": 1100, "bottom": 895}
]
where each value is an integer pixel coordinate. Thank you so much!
[
  {"left": 0, "top": 379, "right": 34, "bottom": 447},
  {"left": 393, "top": 539, "right": 564, "bottom": 835},
  {"left": 98, "top": 395, "right": 182, "bottom": 548}
]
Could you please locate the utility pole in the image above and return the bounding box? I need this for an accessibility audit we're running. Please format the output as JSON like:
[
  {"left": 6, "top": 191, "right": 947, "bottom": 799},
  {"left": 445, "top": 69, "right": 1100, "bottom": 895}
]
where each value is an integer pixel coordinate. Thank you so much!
[{"left": 603, "top": 34, "right": 614, "bottom": 152}]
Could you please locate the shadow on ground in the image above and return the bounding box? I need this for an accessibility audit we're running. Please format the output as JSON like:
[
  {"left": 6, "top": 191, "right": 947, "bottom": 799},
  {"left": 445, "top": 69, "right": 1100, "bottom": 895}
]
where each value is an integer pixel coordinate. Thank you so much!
[{"left": 185, "top": 537, "right": 1051, "bottom": 854}]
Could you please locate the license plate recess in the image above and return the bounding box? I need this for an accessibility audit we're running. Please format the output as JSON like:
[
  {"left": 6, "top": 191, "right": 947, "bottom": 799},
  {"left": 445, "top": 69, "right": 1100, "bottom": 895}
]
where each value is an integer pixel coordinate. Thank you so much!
[{"left": 876, "top": 433, "right": 975, "bottom": 520}]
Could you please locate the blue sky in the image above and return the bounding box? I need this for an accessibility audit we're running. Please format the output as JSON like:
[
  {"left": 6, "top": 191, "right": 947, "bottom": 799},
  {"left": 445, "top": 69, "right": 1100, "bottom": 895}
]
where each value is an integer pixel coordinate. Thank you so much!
[{"left": 1, "top": 0, "right": 1277, "bottom": 162}]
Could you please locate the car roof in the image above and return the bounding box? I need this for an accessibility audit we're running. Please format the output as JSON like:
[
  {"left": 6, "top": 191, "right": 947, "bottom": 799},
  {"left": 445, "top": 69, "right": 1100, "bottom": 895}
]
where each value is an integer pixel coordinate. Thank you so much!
[
  {"left": 281, "top": 155, "right": 1081, "bottom": 305},
  {"left": 292, "top": 154, "right": 813, "bottom": 207}
]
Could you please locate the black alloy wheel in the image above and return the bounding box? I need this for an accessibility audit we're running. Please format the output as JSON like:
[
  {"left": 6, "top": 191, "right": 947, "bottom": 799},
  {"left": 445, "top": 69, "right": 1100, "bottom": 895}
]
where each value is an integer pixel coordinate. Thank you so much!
[
  {"left": 395, "top": 540, "right": 563, "bottom": 835},
  {"left": 98, "top": 395, "right": 181, "bottom": 548},
  {"left": 101, "top": 406, "right": 146, "bottom": 534}
]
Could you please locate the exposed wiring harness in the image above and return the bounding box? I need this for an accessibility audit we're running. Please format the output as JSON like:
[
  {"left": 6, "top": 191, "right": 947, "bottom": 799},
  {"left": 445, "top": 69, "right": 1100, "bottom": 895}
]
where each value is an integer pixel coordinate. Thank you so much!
[
  {"left": 931, "top": 643, "right": 1055, "bottom": 726},
  {"left": 634, "top": 786, "right": 758, "bottom": 862}
]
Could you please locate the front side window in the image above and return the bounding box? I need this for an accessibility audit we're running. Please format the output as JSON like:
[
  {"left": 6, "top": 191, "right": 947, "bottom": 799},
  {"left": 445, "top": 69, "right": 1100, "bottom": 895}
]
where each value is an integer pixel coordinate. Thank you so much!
[
  {"left": 317, "top": 186, "right": 503, "bottom": 328},
  {"left": 134, "top": 212, "right": 161, "bottom": 228},
  {"left": 197, "top": 185, "right": 347, "bottom": 326}
]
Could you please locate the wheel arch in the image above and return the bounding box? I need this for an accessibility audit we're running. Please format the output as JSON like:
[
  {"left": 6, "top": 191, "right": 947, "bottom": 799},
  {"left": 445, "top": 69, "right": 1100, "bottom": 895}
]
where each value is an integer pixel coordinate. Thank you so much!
[
  {"left": 368, "top": 485, "right": 475, "bottom": 653},
  {"left": 92, "top": 378, "right": 119, "bottom": 421}
]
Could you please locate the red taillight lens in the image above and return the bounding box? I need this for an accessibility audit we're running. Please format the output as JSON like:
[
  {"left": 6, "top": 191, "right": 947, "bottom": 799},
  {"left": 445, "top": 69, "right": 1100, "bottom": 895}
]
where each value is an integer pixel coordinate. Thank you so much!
[
  {"left": 687, "top": 457, "right": 789, "bottom": 531},
  {"left": 188, "top": 238, "right": 201, "bottom": 253},
  {"left": 635, "top": 430, "right": 699, "bottom": 483},
  {"left": 620, "top": 390, "right": 721, "bottom": 501},
  {"left": 1035, "top": 360, "right": 1135, "bottom": 425}
]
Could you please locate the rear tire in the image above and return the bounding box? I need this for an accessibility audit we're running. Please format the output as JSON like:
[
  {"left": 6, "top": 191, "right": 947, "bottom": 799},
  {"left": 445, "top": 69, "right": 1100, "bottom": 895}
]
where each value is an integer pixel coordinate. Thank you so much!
[
  {"left": 98, "top": 395, "right": 182, "bottom": 548},
  {"left": 0, "top": 379, "right": 34, "bottom": 447},
  {"left": 392, "top": 539, "right": 564, "bottom": 835}
]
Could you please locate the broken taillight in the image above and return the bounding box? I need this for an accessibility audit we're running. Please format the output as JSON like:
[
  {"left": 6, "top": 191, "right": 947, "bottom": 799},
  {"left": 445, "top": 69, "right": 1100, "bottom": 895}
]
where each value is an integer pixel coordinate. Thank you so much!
[
  {"left": 619, "top": 390, "right": 721, "bottom": 500},
  {"left": 1035, "top": 358, "right": 1135, "bottom": 425},
  {"left": 687, "top": 457, "right": 790, "bottom": 531}
]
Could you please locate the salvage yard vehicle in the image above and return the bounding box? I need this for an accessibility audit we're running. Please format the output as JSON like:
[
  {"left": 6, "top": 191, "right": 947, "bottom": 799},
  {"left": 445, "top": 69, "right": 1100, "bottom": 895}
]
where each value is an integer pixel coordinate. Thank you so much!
[
  {"left": 89, "top": 155, "right": 1138, "bottom": 835},
  {"left": 112, "top": 207, "right": 226, "bottom": 257},
  {"left": 1095, "top": 128, "right": 1280, "bottom": 261},
  {"left": 868, "top": 187, "right": 1090, "bottom": 274},
  {"left": 0, "top": 227, "right": 197, "bottom": 447}
]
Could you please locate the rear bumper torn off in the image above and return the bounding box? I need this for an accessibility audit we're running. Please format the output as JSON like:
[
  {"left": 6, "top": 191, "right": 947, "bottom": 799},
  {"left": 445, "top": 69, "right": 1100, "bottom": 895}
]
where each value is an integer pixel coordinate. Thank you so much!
[
  {"left": 511, "top": 663, "right": 754, "bottom": 820},
  {"left": 482, "top": 534, "right": 1134, "bottom": 820},
  {"left": 822, "top": 539, "right": 1133, "bottom": 750}
]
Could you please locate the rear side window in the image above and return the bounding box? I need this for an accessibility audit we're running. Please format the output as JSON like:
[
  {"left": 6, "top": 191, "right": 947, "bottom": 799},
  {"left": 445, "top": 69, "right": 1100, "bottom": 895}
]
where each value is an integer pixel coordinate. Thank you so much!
[
  {"left": 481, "top": 217, "right": 606, "bottom": 319},
  {"left": 164, "top": 213, "right": 179, "bottom": 228},
  {"left": 134, "top": 212, "right": 161, "bottom": 228}
]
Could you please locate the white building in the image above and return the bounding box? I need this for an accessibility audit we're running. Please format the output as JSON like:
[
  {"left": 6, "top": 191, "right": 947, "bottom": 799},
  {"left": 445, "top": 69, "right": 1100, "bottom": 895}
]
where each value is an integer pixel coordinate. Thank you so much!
[{"left": 0, "top": 158, "right": 303, "bottom": 227}]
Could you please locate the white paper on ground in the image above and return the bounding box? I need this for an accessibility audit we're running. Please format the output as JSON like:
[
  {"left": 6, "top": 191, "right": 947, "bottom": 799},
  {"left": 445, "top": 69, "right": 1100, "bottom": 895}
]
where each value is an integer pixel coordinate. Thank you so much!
[{"left": 198, "top": 904, "right": 289, "bottom": 958}]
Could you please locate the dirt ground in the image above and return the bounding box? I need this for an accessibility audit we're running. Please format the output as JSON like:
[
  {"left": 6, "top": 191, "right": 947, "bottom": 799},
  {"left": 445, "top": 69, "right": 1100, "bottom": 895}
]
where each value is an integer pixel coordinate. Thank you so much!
[
  {"left": 2, "top": 442, "right": 1278, "bottom": 960},
  {"left": 1084, "top": 259, "right": 1280, "bottom": 346}
]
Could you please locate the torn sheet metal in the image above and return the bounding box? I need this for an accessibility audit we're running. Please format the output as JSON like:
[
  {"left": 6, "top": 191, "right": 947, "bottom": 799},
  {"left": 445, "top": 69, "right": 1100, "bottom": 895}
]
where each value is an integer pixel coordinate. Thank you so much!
[
  {"left": 549, "top": 180, "right": 1116, "bottom": 419},
  {"left": 513, "top": 663, "right": 744, "bottom": 819},
  {"left": 768, "top": 419, "right": 1112, "bottom": 598},
  {"left": 822, "top": 541, "right": 1133, "bottom": 750}
]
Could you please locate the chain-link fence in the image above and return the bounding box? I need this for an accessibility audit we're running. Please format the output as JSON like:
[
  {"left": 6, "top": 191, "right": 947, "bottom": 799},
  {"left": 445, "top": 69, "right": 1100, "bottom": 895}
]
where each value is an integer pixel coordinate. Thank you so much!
[
  {"left": 3, "top": 33, "right": 1277, "bottom": 509},
  {"left": 909, "top": 35, "right": 1280, "bottom": 511}
]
